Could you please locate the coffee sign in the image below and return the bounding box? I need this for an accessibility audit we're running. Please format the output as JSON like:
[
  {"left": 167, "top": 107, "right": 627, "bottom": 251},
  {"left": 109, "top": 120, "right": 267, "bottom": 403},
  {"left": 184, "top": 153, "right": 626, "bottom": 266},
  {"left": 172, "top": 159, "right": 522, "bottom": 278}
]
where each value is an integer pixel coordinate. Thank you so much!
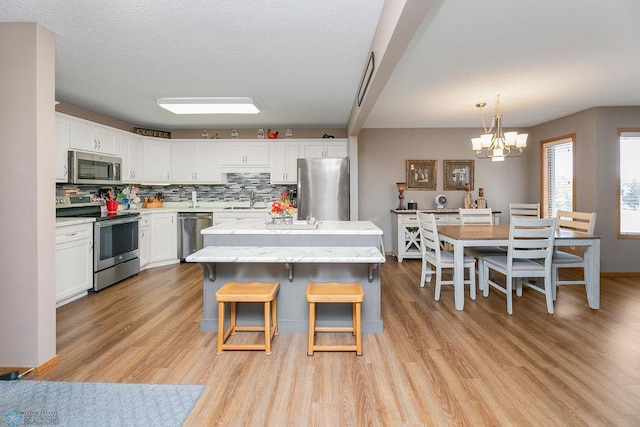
[{"left": 133, "top": 127, "right": 171, "bottom": 139}]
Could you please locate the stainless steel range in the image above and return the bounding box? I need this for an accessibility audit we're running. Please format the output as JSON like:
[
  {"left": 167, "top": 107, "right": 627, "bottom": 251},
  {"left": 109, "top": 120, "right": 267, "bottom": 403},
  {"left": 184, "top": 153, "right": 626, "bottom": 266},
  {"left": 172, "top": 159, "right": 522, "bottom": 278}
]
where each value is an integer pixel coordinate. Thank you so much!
[{"left": 56, "top": 195, "right": 140, "bottom": 291}]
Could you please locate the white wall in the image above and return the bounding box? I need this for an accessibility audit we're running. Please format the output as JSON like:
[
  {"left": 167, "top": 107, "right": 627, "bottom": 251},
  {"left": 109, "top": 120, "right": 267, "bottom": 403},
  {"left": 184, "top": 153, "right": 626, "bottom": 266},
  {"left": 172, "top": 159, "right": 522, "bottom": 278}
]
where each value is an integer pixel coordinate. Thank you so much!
[{"left": 0, "top": 23, "right": 56, "bottom": 368}]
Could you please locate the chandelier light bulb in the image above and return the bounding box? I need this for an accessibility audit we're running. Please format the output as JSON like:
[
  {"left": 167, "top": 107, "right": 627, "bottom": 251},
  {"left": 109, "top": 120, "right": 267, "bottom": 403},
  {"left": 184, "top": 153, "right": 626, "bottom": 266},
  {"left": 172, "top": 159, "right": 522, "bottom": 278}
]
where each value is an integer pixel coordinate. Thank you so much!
[{"left": 471, "top": 95, "right": 526, "bottom": 160}]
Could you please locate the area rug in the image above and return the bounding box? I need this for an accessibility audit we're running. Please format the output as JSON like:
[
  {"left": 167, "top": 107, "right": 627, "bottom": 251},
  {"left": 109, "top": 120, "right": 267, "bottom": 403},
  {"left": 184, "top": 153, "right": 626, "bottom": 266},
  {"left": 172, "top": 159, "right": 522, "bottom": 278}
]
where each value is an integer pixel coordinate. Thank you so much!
[{"left": 0, "top": 381, "right": 205, "bottom": 426}]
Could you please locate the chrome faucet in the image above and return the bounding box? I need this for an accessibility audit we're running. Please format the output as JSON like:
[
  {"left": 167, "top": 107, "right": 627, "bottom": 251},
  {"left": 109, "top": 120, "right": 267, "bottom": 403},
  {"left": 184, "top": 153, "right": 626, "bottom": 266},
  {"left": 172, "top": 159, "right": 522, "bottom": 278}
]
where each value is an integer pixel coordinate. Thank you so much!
[{"left": 249, "top": 190, "right": 256, "bottom": 208}]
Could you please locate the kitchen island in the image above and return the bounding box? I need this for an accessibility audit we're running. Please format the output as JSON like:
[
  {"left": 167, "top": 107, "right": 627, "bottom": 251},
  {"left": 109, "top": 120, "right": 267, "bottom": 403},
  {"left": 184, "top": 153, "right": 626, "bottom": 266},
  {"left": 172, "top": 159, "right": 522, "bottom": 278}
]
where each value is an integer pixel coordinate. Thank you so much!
[{"left": 186, "top": 220, "right": 385, "bottom": 333}]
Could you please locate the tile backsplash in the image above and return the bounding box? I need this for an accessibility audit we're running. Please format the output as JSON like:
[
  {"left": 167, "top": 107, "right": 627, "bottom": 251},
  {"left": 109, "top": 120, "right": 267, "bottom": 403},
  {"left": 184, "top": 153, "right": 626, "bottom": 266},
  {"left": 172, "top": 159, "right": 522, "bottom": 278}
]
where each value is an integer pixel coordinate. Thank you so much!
[{"left": 56, "top": 173, "right": 296, "bottom": 204}]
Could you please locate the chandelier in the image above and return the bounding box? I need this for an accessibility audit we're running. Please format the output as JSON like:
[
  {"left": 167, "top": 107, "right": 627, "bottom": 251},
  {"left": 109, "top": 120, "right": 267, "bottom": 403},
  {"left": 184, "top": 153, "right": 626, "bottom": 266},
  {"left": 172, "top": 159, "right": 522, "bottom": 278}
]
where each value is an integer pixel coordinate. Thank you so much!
[{"left": 471, "top": 95, "right": 527, "bottom": 161}]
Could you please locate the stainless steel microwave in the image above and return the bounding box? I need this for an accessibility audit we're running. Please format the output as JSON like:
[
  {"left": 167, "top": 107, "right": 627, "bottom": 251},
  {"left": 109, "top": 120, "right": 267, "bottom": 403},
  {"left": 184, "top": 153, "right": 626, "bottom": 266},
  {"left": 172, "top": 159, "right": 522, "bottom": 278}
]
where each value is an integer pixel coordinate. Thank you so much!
[{"left": 68, "top": 150, "right": 122, "bottom": 185}]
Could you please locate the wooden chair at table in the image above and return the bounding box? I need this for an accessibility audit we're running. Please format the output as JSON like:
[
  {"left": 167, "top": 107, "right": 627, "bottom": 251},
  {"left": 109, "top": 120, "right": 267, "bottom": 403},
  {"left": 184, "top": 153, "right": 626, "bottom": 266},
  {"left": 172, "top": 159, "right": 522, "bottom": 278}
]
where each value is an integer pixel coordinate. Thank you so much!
[
  {"left": 552, "top": 210, "right": 597, "bottom": 301},
  {"left": 458, "top": 208, "right": 506, "bottom": 290},
  {"left": 417, "top": 212, "right": 476, "bottom": 301},
  {"left": 482, "top": 217, "right": 557, "bottom": 315},
  {"left": 509, "top": 203, "right": 540, "bottom": 219}
]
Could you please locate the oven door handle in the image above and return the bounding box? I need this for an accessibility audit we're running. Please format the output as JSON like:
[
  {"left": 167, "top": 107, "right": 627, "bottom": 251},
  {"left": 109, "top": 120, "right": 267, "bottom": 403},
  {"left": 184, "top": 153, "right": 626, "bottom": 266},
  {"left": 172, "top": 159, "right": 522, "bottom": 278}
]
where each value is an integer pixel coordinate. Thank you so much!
[{"left": 95, "top": 217, "right": 141, "bottom": 227}]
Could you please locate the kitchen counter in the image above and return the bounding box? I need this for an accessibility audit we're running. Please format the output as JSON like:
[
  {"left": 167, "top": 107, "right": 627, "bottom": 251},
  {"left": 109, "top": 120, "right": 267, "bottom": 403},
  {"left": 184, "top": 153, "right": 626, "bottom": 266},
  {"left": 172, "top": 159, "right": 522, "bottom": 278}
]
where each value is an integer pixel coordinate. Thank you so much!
[
  {"left": 202, "top": 219, "right": 383, "bottom": 235},
  {"left": 189, "top": 219, "right": 385, "bottom": 334},
  {"left": 55, "top": 217, "right": 95, "bottom": 227}
]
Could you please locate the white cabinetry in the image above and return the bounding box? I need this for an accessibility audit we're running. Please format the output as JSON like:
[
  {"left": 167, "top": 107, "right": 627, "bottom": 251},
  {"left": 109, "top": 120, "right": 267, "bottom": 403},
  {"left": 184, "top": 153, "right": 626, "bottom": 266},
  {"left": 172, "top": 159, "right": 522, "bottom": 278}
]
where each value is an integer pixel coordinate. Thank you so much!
[
  {"left": 120, "top": 133, "right": 143, "bottom": 183},
  {"left": 219, "top": 140, "right": 270, "bottom": 172},
  {"left": 298, "top": 139, "right": 347, "bottom": 159},
  {"left": 270, "top": 141, "right": 299, "bottom": 184},
  {"left": 68, "top": 117, "right": 118, "bottom": 154},
  {"left": 56, "top": 115, "right": 70, "bottom": 182},
  {"left": 149, "top": 212, "right": 178, "bottom": 266},
  {"left": 143, "top": 138, "right": 172, "bottom": 183},
  {"left": 171, "top": 140, "right": 221, "bottom": 184},
  {"left": 139, "top": 213, "right": 150, "bottom": 269},
  {"left": 55, "top": 222, "right": 93, "bottom": 307},
  {"left": 391, "top": 210, "right": 500, "bottom": 262}
]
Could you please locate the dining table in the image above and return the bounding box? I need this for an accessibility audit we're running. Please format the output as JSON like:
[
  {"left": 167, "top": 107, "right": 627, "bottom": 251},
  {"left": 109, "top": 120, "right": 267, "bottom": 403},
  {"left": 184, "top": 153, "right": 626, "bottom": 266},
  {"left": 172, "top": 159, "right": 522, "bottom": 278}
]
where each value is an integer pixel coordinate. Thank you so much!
[{"left": 437, "top": 224, "right": 601, "bottom": 311}]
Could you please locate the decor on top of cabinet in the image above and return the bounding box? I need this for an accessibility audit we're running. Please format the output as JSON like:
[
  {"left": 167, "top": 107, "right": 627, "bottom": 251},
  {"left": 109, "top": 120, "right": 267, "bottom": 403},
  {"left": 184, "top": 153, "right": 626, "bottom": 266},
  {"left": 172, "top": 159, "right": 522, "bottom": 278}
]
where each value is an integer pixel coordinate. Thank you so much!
[
  {"left": 396, "top": 182, "right": 406, "bottom": 210},
  {"left": 267, "top": 129, "right": 279, "bottom": 139},
  {"left": 443, "top": 160, "right": 474, "bottom": 191},
  {"left": 406, "top": 160, "right": 437, "bottom": 191},
  {"left": 477, "top": 187, "right": 486, "bottom": 209}
]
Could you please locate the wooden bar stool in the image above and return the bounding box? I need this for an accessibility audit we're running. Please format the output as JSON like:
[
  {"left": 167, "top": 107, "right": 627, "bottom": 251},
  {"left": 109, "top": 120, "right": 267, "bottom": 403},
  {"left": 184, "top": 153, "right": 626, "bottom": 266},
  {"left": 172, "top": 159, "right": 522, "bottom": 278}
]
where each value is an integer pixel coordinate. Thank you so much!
[
  {"left": 306, "top": 282, "right": 364, "bottom": 356},
  {"left": 215, "top": 281, "right": 279, "bottom": 355}
]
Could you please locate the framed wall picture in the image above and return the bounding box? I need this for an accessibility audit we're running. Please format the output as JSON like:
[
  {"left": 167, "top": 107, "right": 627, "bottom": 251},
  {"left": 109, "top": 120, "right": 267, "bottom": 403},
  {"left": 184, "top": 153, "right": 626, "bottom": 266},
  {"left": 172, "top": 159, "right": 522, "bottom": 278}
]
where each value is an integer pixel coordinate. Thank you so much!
[
  {"left": 406, "top": 160, "right": 437, "bottom": 190},
  {"left": 443, "top": 160, "right": 474, "bottom": 191}
]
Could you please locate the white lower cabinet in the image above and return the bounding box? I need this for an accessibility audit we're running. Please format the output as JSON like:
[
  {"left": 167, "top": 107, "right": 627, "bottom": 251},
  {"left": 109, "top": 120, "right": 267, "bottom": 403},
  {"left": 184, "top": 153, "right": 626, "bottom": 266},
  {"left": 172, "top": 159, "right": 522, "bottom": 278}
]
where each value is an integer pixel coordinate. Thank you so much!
[
  {"left": 149, "top": 212, "right": 178, "bottom": 266},
  {"left": 139, "top": 213, "right": 151, "bottom": 269},
  {"left": 56, "top": 222, "right": 93, "bottom": 307},
  {"left": 391, "top": 211, "right": 500, "bottom": 262}
]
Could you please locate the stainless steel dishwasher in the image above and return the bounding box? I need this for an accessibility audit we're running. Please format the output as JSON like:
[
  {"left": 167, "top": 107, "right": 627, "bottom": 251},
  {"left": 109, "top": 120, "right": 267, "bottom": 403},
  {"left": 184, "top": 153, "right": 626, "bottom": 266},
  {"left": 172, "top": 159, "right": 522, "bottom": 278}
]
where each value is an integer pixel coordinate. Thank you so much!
[{"left": 178, "top": 212, "right": 213, "bottom": 261}]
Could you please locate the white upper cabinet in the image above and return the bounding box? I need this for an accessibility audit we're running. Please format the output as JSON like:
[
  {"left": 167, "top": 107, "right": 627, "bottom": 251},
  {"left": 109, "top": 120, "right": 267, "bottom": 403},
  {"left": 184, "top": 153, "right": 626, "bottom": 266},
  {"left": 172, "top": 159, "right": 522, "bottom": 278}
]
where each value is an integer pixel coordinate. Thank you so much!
[
  {"left": 68, "top": 117, "right": 118, "bottom": 154},
  {"left": 171, "top": 140, "right": 220, "bottom": 184},
  {"left": 219, "top": 140, "right": 270, "bottom": 172},
  {"left": 270, "top": 141, "right": 299, "bottom": 184},
  {"left": 142, "top": 138, "right": 172, "bottom": 183},
  {"left": 298, "top": 138, "right": 347, "bottom": 159},
  {"left": 120, "top": 133, "right": 143, "bottom": 183},
  {"left": 55, "top": 115, "right": 70, "bottom": 182}
]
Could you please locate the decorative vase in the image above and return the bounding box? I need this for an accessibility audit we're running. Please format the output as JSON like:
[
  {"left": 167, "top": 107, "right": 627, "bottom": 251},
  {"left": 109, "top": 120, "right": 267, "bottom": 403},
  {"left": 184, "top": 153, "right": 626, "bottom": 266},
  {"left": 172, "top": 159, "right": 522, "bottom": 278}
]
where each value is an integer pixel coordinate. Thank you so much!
[{"left": 270, "top": 213, "right": 293, "bottom": 225}]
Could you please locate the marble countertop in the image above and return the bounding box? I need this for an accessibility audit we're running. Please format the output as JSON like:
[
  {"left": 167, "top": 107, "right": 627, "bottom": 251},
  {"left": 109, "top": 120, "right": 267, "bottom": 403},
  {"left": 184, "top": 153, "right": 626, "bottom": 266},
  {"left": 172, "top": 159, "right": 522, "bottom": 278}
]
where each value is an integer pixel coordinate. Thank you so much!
[
  {"left": 186, "top": 245, "right": 385, "bottom": 263},
  {"left": 390, "top": 209, "right": 502, "bottom": 214},
  {"left": 56, "top": 217, "right": 95, "bottom": 227},
  {"left": 129, "top": 202, "right": 269, "bottom": 215},
  {"left": 201, "top": 219, "right": 383, "bottom": 235}
]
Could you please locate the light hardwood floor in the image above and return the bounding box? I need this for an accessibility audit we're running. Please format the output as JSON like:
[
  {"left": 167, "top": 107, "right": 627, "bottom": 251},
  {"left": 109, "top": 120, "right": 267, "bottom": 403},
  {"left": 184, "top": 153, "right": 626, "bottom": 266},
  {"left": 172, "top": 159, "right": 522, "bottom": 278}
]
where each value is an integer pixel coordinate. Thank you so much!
[{"left": 32, "top": 259, "right": 640, "bottom": 426}]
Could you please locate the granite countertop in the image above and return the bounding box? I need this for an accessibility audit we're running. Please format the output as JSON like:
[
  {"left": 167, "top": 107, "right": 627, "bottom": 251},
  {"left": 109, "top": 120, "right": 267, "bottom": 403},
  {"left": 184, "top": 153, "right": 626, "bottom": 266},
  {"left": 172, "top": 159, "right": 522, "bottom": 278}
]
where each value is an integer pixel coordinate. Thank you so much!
[
  {"left": 202, "top": 219, "right": 383, "bottom": 235},
  {"left": 186, "top": 245, "right": 386, "bottom": 263}
]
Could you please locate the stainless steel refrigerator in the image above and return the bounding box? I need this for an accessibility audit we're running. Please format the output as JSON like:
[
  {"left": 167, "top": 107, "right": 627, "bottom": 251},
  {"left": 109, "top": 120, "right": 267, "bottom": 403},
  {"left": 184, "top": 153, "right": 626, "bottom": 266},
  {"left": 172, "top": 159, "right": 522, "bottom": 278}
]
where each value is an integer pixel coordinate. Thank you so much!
[{"left": 297, "top": 157, "right": 350, "bottom": 220}]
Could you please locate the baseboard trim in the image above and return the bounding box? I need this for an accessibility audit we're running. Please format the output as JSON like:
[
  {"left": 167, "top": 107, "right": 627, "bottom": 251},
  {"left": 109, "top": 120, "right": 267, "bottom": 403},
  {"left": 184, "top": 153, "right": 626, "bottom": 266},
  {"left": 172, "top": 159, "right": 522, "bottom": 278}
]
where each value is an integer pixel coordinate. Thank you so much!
[
  {"left": 0, "top": 355, "right": 58, "bottom": 377},
  {"left": 36, "top": 355, "right": 60, "bottom": 374}
]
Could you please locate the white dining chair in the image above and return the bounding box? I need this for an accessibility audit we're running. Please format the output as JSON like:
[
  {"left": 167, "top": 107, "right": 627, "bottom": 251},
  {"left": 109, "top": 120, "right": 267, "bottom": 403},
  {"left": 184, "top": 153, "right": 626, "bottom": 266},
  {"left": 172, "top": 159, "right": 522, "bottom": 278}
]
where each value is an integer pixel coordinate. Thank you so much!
[
  {"left": 509, "top": 203, "right": 540, "bottom": 219},
  {"left": 482, "top": 217, "right": 557, "bottom": 315},
  {"left": 459, "top": 208, "right": 493, "bottom": 225},
  {"left": 417, "top": 212, "right": 476, "bottom": 301},
  {"left": 458, "top": 208, "right": 506, "bottom": 290},
  {"left": 552, "top": 210, "right": 597, "bottom": 300}
]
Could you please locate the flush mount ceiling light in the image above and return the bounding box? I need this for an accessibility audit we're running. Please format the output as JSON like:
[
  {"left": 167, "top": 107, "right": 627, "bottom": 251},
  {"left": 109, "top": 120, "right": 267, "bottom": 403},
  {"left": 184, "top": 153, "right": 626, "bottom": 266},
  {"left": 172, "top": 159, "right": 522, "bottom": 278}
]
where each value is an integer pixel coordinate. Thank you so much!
[
  {"left": 157, "top": 97, "right": 261, "bottom": 114},
  {"left": 471, "top": 94, "right": 527, "bottom": 162}
]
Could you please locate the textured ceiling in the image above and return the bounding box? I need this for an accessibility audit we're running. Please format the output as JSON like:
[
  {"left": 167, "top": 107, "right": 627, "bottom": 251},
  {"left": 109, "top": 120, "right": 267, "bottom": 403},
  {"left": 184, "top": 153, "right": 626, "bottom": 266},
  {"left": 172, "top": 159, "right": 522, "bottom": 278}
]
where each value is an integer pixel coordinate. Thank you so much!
[
  {"left": 2, "top": 0, "right": 640, "bottom": 131},
  {"left": 1, "top": 0, "right": 383, "bottom": 129},
  {"left": 366, "top": 0, "right": 640, "bottom": 128}
]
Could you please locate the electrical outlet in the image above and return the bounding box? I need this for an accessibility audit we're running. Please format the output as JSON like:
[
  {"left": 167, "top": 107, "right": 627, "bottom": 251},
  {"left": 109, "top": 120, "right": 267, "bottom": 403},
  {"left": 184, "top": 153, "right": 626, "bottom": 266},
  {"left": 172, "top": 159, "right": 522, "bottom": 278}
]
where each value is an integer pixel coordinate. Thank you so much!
[{"left": 570, "top": 245, "right": 576, "bottom": 250}]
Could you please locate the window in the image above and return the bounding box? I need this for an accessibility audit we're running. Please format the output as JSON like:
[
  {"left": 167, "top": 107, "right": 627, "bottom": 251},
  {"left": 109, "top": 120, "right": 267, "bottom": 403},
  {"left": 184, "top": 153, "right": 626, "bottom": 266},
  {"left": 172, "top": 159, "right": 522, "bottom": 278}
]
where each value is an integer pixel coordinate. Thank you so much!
[
  {"left": 618, "top": 129, "right": 640, "bottom": 237},
  {"left": 541, "top": 134, "right": 575, "bottom": 218}
]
